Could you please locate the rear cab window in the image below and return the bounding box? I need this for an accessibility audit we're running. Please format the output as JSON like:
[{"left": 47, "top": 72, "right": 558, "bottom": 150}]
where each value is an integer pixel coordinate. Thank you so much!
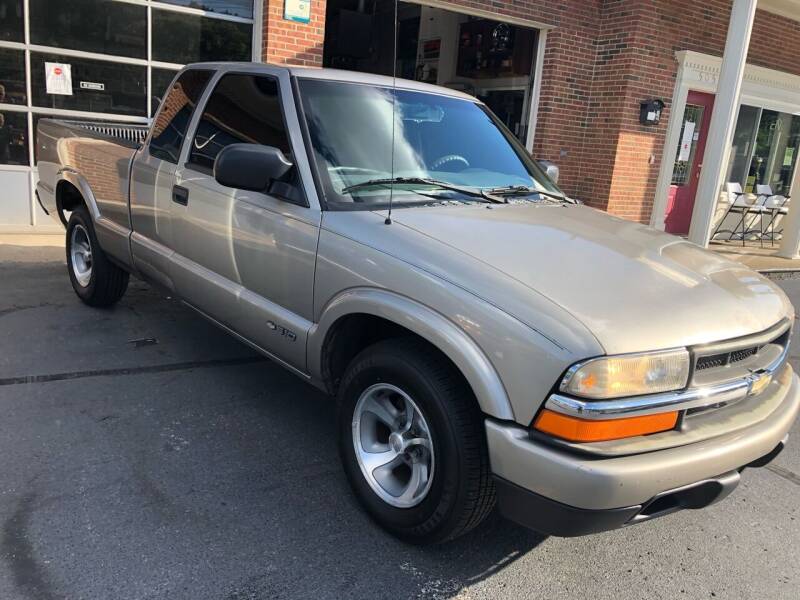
[{"left": 148, "top": 69, "right": 212, "bottom": 164}]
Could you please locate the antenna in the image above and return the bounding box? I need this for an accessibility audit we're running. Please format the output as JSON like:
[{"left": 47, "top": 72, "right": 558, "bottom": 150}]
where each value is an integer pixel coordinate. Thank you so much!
[{"left": 385, "top": 0, "right": 399, "bottom": 226}]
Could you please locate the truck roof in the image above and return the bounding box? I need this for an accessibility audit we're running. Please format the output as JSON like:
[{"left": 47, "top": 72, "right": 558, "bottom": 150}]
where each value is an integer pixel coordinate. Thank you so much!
[{"left": 184, "top": 62, "right": 478, "bottom": 102}]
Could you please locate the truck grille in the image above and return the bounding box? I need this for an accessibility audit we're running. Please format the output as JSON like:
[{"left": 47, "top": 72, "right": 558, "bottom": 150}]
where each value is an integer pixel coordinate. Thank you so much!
[
  {"left": 695, "top": 346, "right": 758, "bottom": 371},
  {"left": 689, "top": 319, "right": 791, "bottom": 389}
]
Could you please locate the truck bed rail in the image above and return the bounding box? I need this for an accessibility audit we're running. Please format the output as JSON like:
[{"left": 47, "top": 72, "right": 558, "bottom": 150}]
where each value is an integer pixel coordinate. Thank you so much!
[{"left": 58, "top": 120, "right": 149, "bottom": 146}]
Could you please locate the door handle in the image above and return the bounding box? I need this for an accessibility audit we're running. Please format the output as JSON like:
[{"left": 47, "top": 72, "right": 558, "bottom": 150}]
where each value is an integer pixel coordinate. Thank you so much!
[{"left": 172, "top": 185, "right": 189, "bottom": 206}]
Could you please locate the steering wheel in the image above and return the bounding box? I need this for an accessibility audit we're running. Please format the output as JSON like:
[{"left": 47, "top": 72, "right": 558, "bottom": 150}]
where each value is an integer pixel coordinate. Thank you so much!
[{"left": 431, "top": 154, "right": 470, "bottom": 171}]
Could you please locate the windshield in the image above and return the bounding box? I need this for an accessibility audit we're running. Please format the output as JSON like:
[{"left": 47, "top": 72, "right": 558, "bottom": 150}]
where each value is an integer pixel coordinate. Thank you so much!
[{"left": 298, "top": 79, "right": 564, "bottom": 210}]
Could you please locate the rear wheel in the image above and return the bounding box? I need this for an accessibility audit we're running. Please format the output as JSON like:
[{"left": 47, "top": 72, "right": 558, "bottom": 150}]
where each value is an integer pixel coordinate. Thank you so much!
[
  {"left": 337, "top": 338, "right": 495, "bottom": 544},
  {"left": 66, "top": 207, "right": 129, "bottom": 307}
]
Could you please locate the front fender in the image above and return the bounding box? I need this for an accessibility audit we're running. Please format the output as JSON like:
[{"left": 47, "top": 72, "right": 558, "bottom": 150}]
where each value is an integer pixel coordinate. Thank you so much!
[{"left": 307, "top": 288, "right": 515, "bottom": 421}]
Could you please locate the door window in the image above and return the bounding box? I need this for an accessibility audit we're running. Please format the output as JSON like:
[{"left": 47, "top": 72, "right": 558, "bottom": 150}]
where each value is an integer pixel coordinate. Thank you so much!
[
  {"left": 187, "top": 74, "right": 291, "bottom": 172},
  {"left": 671, "top": 104, "right": 704, "bottom": 186},
  {"left": 149, "top": 69, "right": 212, "bottom": 164}
]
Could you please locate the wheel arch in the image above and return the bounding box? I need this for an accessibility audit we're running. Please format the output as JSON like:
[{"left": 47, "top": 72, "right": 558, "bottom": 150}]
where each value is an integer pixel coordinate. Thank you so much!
[
  {"left": 309, "top": 288, "right": 515, "bottom": 421},
  {"left": 56, "top": 171, "right": 100, "bottom": 225}
]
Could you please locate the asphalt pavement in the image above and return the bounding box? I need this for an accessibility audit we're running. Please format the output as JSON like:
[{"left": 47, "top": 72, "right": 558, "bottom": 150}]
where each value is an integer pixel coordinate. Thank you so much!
[{"left": 0, "top": 238, "right": 798, "bottom": 600}]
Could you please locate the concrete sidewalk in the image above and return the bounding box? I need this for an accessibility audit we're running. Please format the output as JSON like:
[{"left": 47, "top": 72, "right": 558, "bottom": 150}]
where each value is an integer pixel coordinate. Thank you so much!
[
  {"left": 710, "top": 241, "right": 800, "bottom": 274},
  {"left": 0, "top": 233, "right": 65, "bottom": 263}
]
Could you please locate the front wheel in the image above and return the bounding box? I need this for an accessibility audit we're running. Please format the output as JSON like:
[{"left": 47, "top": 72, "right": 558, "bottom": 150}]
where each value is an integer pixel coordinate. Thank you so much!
[
  {"left": 66, "top": 207, "right": 129, "bottom": 307},
  {"left": 337, "top": 338, "right": 495, "bottom": 544}
]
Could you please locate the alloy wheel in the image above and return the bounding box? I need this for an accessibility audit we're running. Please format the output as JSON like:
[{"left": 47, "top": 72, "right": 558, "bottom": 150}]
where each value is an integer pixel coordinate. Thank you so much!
[{"left": 352, "top": 383, "right": 435, "bottom": 508}]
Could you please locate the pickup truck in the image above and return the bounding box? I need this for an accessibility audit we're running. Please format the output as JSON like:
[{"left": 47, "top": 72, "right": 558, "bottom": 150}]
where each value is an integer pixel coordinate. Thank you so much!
[{"left": 37, "top": 63, "right": 799, "bottom": 545}]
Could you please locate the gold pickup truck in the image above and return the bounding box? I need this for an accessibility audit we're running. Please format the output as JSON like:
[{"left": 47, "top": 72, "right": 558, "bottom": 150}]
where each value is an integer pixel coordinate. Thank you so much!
[{"left": 36, "top": 63, "right": 799, "bottom": 544}]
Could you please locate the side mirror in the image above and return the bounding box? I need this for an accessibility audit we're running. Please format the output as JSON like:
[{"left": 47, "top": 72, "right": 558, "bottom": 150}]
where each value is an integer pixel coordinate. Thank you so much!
[
  {"left": 214, "top": 143, "right": 293, "bottom": 192},
  {"left": 537, "top": 159, "right": 560, "bottom": 184}
]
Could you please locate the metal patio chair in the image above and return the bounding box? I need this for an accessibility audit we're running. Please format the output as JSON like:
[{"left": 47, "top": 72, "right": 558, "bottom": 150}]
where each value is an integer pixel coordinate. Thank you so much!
[
  {"left": 711, "top": 182, "right": 768, "bottom": 246},
  {"left": 755, "top": 184, "right": 791, "bottom": 246}
]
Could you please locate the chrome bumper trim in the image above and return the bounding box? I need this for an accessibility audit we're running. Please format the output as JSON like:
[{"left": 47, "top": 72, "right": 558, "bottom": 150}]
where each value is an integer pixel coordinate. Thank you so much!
[{"left": 546, "top": 343, "right": 790, "bottom": 420}]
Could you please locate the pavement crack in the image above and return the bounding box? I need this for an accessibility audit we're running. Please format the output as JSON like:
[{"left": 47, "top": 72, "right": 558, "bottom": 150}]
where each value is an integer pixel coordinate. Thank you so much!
[
  {"left": 0, "top": 356, "right": 265, "bottom": 387},
  {"left": 0, "top": 303, "right": 63, "bottom": 319},
  {"left": 766, "top": 463, "right": 800, "bottom": 487},
  {"left": 1, "top": 493, "right": 59, "bottom": 600}
]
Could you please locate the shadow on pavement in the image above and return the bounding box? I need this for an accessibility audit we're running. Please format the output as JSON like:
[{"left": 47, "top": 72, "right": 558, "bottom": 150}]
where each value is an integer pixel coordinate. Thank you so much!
[{"left": 0, "top": 254, "right": 547, "bottom": 600}]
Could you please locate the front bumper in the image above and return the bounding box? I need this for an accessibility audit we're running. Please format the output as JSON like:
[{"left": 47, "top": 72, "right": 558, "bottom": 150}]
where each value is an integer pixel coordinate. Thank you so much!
[{"left": 486, "top": 367, "right": 800, "bottom": 536}]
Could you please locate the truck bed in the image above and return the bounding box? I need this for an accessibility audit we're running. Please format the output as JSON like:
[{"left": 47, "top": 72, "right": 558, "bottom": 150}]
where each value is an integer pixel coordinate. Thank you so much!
[{"left": 36, "top": 119, "right": 149, "bottom": 228}]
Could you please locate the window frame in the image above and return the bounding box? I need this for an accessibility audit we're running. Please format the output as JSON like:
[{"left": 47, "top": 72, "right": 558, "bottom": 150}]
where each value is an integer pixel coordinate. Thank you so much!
[{"left": 182, "top": 69, "right": 308, "bottom": 208}]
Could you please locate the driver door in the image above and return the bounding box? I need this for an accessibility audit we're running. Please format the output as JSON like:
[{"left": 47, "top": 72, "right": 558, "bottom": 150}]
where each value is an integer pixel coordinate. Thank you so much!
[{"left": 169, "top": 69, "right": 321, "bottom": 372}]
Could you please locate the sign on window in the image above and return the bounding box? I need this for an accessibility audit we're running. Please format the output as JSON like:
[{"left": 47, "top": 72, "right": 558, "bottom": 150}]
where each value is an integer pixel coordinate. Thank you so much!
[
  {"left": 45, "top": 62, "right": 73, "bottom": 96},
  {"left": 678, "top": 121, "right": 695, "bottom": 162}
]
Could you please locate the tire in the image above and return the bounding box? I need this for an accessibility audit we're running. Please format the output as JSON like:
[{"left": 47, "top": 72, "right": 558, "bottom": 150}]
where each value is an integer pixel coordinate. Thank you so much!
[
  {"left": 66, "top": 206, "right": 129, "bottom": 307},
  {"left": 337, "top": 337, "right": 495, "bottom": 544}
]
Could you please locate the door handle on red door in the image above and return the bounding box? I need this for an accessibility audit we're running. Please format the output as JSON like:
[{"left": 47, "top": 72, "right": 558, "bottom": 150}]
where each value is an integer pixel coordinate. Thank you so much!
[{"left": 172, "top": 185, "right": 189, "bottom": 206}]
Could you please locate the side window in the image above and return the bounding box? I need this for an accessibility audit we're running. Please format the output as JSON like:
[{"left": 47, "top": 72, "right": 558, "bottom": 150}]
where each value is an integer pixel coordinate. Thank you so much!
[
  {"left": 187, "top": 74, "right": 291, "bottom": 172},
  {"left": 148, "top": 69, "right": 211, "bottom": 164}
]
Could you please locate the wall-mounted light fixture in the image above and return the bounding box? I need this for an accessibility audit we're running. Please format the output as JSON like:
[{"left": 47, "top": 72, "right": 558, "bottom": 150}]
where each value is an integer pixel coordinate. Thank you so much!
[{"left": 640, "top": 99, "right": 665, "bottom": 125}]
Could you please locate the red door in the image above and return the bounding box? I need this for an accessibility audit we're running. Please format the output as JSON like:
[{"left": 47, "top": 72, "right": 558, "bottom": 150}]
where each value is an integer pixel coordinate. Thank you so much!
[{"left": 664, "top": 91, "right": 715, "bottom": 234}]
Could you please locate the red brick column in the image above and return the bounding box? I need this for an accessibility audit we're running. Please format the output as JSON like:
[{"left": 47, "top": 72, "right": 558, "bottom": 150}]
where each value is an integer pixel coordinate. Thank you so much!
[{"left": 261, "top": 0, "right": 327, "bottom": 66}]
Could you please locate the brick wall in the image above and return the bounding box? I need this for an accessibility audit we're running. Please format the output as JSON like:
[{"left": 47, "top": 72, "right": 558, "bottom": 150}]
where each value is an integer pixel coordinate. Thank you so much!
[
  {"left": 259, "top": 0, "right": 800, "bottom": 223},
  {"left": 261, "top": 0, "right": 327, "bottom": 66},
  {"left": 584, "top": 1, "right": 800, "bottom": 222}
]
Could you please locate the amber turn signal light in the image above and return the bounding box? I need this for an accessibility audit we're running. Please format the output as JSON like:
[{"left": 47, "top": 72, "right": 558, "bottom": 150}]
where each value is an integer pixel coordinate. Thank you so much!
[{"left": 533, "top": 409, "right": 678, "bottom": 443}]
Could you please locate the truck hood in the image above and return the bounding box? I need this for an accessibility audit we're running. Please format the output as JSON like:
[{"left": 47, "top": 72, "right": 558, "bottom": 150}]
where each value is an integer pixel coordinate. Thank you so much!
[{"left": 387, "top": 203, "right": 792, "bottom": 354}]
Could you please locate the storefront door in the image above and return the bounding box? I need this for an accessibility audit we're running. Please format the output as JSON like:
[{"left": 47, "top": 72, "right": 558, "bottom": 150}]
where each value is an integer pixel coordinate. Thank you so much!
[{"left": 664, "top": 91, "right": 715, "bottom": 235}]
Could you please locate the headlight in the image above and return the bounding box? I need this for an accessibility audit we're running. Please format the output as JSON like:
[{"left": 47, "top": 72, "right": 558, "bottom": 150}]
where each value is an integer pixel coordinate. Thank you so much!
[{"left": 560, "top": 349, "right": 690, "bottom": 399}]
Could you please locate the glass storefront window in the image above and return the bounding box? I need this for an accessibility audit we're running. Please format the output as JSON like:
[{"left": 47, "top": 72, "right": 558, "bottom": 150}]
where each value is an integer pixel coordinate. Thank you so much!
[
  {"left": 0, "top": 0, "right": 24, "bottom": 42},
  {"left": 0, "top": 48, "right": 26, "bottom": 105},
  {"left": 154, "top": 0, "right": 254, "bottom": 19},
  {"left": 726, "top": 105, "right": 760, "bottom": 191},
  {"left": 30, "top": 0, "right": 147, "bottom": 59},
  {"left": 0, "top": 110, "right": 29, "bottom": 165},
  {"left": 752, "top": 111, "right": 800, "bottom": 194},
  {"left": 152, "top": 9, "right": 252, "bottom": 64},
  {"left": 151, "top": 67, "right": 181, "bottom": 115},
  {"left": 0, "top": 0, "right": 255, "bottom": 176},
  {"left": 727, "top": 106, "right": 800, "bottom": 195},
  {"left": 30, "top": 53, "right": 147, "bottom": 117}
]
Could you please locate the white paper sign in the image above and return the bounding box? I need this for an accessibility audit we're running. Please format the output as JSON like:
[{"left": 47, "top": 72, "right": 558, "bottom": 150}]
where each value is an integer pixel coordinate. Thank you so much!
[
  {"left": 284, "top": 0, "right": 311, "bottom": 23},
  {"left": 45, "top": 62, "right": 72, "bottom": 96},
  {"left": 678, "top": 121, "right": 695, "bottom": 162}
]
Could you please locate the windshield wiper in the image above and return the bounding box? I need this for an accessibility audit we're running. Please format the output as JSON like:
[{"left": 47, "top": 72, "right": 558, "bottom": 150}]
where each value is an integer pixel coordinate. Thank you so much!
[
  {"left": 341, "top": 177, "right": 505, "bottom": 204},
  {"left": 485, "top": 185, "right": 572, "bottom": 203}
]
